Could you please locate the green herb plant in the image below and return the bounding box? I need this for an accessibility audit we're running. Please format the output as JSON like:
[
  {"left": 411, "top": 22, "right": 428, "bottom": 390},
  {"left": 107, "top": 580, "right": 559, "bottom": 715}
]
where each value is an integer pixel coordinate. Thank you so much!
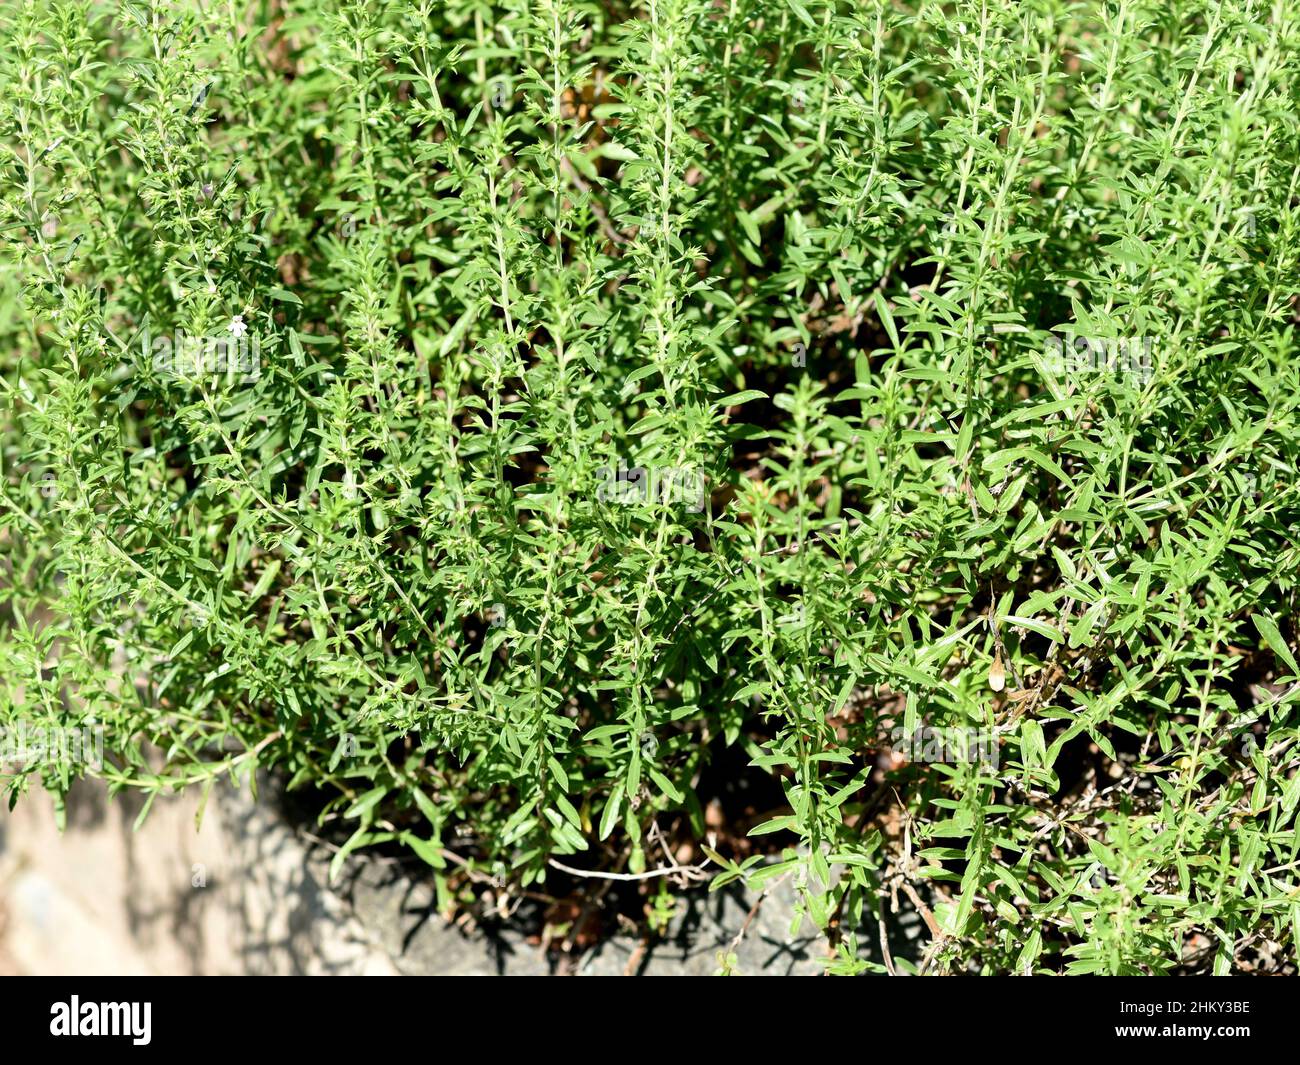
[{"left": 2, "top": 0, "right": 1298, "bottom": 975}]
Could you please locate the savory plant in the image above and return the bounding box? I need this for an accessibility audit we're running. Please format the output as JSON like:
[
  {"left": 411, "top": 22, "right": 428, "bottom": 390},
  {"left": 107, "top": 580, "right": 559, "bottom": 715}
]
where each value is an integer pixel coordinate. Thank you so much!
[{"left": 1, "top": 0, "right": 1297, "bottom": 974}]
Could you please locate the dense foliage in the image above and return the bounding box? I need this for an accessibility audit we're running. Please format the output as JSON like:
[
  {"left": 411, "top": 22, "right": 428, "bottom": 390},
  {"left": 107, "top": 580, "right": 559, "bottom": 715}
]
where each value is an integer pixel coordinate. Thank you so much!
[{"left": 2, "top": 0, "right": 1299, "bottom": 974}]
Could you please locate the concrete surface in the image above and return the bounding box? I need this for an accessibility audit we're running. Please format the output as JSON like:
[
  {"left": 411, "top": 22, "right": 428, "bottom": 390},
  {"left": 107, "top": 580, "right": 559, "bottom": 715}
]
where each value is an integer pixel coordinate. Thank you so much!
[{"left": 0, "top": 777, "right": 923, "bottom": 975}]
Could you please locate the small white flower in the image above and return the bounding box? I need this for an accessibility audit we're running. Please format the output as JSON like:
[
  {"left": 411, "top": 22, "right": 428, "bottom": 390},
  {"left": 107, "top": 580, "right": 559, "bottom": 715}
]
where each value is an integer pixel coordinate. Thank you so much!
[{"left": 229, "top": 315, "right": 247, "bottom": 338}]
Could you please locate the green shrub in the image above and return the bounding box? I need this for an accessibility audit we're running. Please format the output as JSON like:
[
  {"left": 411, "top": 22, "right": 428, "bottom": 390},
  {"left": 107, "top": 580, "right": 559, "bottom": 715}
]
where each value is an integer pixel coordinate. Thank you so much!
[{"left": 2, "top": 0, "right": 1298, "bottom": 975}]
